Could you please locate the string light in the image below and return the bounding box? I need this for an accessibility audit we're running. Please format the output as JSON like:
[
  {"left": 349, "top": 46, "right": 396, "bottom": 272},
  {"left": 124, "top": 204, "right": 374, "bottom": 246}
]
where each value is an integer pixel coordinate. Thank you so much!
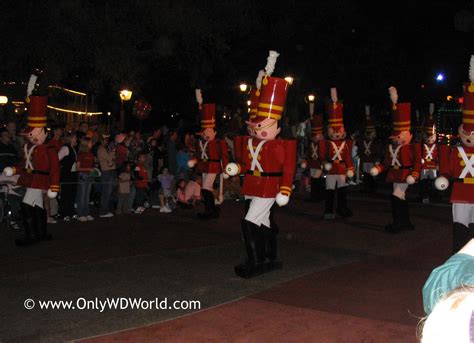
[
  {"left": 49, "top": 85, "right": 87, "bottom": 96},
  {"left": 47, "top": 105, "right": 102, "bottom": 116}
]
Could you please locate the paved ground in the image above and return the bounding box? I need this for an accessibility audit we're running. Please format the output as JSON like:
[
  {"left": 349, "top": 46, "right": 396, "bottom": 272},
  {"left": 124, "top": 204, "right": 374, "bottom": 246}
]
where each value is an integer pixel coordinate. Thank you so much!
[{"left": 0, "top": 186, "right": 452, "bottom": 342}]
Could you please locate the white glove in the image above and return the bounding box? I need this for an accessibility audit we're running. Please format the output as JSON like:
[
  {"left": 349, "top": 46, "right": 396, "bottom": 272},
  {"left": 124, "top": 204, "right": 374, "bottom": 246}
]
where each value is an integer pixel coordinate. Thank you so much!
[
  {"left": 435, "top": 176, "right": 449, "bottom": 191},
  {"left": 3, "top": 167, "right": 14, "bottom": 177},
  {"left": 187, "top": 159, "right": 197, "bottom": 168},
  {"left": 47, "top": 189, "right": 58, "bottom": 198},
  {"left": 276, "top": 192, "right": 290, "bottom": 207},
  {"left": 300, "top": 161, "right": 307, "bottom": 169},
  {"left": 225, "top": 163, "right": 240, "bottom": 176},
  {"left": 346, "top": 170, "right": 354, "bottom": 178},
  {"left": 222, "top": 173, "right": 229, "bottom": 180},
  {"left": 406, "top": 175, "right": 416, "bottom": 185},
  {"left": 370, "top": 166, "right": 379, "bottom": 177},
  {"left": 324, "top": 162, "right": 332, "bottom": 171}
]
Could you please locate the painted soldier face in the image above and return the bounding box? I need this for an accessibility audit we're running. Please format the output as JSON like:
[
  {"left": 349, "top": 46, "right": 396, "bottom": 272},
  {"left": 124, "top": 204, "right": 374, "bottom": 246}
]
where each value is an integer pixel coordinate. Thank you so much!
[
  {"left": 459, "top": 124, "right": 474, "bottom": 148},
  {"left": 327, "top": 126, "right": 346, "bottom": 141},
  {"left": 312, "top": 133, "right": 324, "bottom": 143},
  {"left": 201, "top": 127, "right": 216, "bottom": 141},
  {"left": 27, "top": 127, "right": 48, "bottom": 145},
  {"left": 246, "top": 118, "right": 280, "bottom": 140},
  {"left": 365, "top": 129, "right": 376, "bottom": 140},
  {"left": 390, "top": 130, "right": 412, "bottom": 146},
  {"left": 424, "top": 133, "right": 437, "bottom": 145}
]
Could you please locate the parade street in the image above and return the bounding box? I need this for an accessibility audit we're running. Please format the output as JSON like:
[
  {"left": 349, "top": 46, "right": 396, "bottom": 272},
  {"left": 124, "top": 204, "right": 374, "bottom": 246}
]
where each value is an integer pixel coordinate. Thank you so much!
[{"left": 0, "top": 191, "right": 451, "bottom": 343}]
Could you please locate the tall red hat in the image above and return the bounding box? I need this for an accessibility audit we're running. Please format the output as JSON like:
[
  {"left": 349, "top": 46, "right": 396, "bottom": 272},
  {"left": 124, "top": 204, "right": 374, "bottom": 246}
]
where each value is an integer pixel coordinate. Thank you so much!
[
  {"left": 200, "top": 104, "right": 216, "bottom": 130},
  {"left": 26, "top": 96, "right": 48, "bottom": 130},
  {"left": 311, "top": 114, "right": 323, "bottom": 136},
  {"left": 253, "top": 75, "right": 289, "bottom": 123},
  {"left": 424, "top": 103, "right": 436, "bottom": 135},
  {"left": 392, "top": 103, "right": 411, "bottom": 135},
  {"left": 463, "top": 82, "right": 474, "bottom": 132},
  {"left": 327, "top": 87, "right": 344, "bottom": 129},
  {"left": 248, "top": 88, "right": 260, "bottom": 121}
]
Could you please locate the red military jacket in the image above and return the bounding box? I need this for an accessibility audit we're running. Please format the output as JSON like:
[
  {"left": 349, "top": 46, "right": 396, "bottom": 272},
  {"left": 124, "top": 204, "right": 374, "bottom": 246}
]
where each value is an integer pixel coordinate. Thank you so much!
[
  {"left": 377, "top": 143, "right": 421, "bottom": 183},
  {"left": 421, "top": 143, "right": 439, "bottom": 170},
  {"left": 439, "top": 145, "right": 474, "bottom": 203},
  {"left": 233, "top": 136, "right": 296, "bottom": 198},
  {"left": 320, "top": 139, "right": 354, "bottom": 175},
  {"left": 14, "top": 143, "right": 60, "bottom": 192},
  {"left": 306, "top": 140, "right": 323, "bottom": 169},
  {"left": 356, "top": 139, "right": 383, "bottom": 164},
  {"left": 195, "top": 139, "right": 229, "bottom": 174}
]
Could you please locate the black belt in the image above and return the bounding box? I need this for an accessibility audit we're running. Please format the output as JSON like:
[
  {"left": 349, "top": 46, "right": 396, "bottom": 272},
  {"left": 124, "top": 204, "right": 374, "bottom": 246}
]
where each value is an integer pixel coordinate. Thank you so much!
[
  {"left": 246, "top": 170, "right": 282, "bottom": 177},
  {"left": 389, "top": 166, "right": 413, "bottom": 170},
  {"left": 23, "top": 168, "right": 50, "bottom": 176},
  {"left": 201, "top": 159, "right": 220, "bottom": 163}
]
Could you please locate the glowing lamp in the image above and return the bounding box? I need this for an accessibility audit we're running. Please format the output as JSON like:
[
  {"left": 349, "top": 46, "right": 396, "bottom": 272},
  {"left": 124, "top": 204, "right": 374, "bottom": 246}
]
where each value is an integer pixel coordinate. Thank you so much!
[
  {"left": 308, "top": 94, "right": 315, "bottom": 102},
  {"left": 239, "top": 83, "right": 248, "bottom": 92},
  {"left": 447, "top": 95, "right": 453, "bottom": 101},
  {"left": 247, "top": 100, "right": 251, "bottom": 106},
  {"left": 436, "top": 73, "right": 444, "bottom": 82},
  {"left": 119, "top": 90, "right": 133, "bottom": 101},
  {"left": 0, "top": 96, "right": 8, "bottom": 104},
  {"left": 284, "top": 76, "right": 294, "bottom": 85}
]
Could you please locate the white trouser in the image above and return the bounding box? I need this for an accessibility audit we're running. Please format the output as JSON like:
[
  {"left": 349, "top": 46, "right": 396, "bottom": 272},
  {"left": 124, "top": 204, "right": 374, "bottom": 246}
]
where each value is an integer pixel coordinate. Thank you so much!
[
  {"left": 452, "top": 203, "right": 474, "bottom": 227},
  {"left": 23, "top": 188, "right": 44, "bottom": 209},
  {"left": 421, "top": 169, "right": 437, "bottom": 180},
  {"left": 362, "top": 162, "right": 374, "bottom": 173},
  {"left": 244, "top": 196, "right": 276, "bottom": 227},
  {"left": 202, "top": 173, "right": 217, "bottom": 191},
  {"left": 326, "top": 174, "right": 347, "bottom": 190},
  {"left": 310, "top": 168, "right": 323, "bottom": 178},
  {"left": 393, "top": 183, "right": 409, "bottom": 200}
]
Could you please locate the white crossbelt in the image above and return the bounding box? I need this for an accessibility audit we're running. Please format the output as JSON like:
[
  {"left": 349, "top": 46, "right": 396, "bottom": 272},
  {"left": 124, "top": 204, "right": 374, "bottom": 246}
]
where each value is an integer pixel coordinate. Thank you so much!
[
  {"left": 424, "top": 144, "right": 435, "bottom": 160},
  {"left": 458, "top": 146, "right": 474, "bottom": 179},
  {"left": 24, "top": 144, "right": 36, "bottom": 170},
  {"left": 389, "top": 144, "right": 402, "bottom": 167},
  {"left": 363, "top": 140, "right": 372, "bottom": 155},
  {"left": 199, "top": 140, "right": 209, "bottom": 160},
  {"left": 330, "top": 141, "right": 346, "bottom": 161},
  {"left": 248, "top": 138, "right": 266, "bottom": 172},
  {"left": 311, "top": 142, "right": 318, "bottom": 159}
]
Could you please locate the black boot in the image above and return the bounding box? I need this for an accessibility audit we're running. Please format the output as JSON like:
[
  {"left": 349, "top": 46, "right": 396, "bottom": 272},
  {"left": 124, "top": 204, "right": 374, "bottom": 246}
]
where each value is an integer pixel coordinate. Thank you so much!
[
  {"left": 336, "top": 187, "right": 352, "bottom": 218},
  {"left": 35, "top": 206, "right": 52, "bottom": 241},
  {"left": 15, "top": 203, "right": 38, "bottom": 247},
  {"left": 361, "top": 173, "right": 372, "bottom": 193},
  {"left": 197, "top": 189, "right": 214, "bottom": 220},
  {"left": 235, "top": 220, "right": 266, "bottom": 278},
  {"left": 309, "top": 177, "right": 321, "bottom": 202},
  {"left": 323, "top": 189, "right": 335, "bottom": 219},
  {"left": 399, "top": 199, "right": 415, "bottom": 231},
  {"left": 385, "top": 195, "right": 401, "bottom": 233},
  {"left": 453, "top": 222, "right": 471, "bottom": 253},
  {"left": 420, "top": 179, "right": 430, "bottom": 204}
]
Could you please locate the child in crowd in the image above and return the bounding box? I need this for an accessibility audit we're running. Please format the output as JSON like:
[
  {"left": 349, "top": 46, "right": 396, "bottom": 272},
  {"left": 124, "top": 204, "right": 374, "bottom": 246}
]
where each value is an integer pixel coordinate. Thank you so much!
[
  {"left": 177, "top": 175, "right": 202, "bottom": 208},
  {"left": 116, "top": 162, "right": 131, "bottom": 214},
  {"left": 76, "top": 138, "right": 95, "bottom": 222},
  {"left": 134, "top": 153, "right": 149, "bottom": 214},
  {"left": 176, "top": 179, "right": 192, "bottom": 209},
  {"left": 158, "top": 167, "right": 174, "bottom": 213}
]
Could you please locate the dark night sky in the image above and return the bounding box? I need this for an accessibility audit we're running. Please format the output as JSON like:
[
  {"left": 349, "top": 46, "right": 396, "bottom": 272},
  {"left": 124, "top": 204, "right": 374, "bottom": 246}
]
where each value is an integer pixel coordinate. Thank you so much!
[{"left": 0, "top": 0, "right": 472, "bottom": 128}]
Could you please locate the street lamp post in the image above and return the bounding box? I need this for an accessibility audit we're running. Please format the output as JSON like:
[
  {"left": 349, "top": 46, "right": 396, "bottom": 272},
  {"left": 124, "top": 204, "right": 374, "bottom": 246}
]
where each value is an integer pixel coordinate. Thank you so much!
[{"left": 119, "top": 90, "right": 132, "bottom": 131}]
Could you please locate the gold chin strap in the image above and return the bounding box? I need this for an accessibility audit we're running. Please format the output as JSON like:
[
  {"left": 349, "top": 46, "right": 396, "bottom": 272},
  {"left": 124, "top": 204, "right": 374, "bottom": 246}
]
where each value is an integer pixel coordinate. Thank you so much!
[{"left": 250, "top": 120, "right": 277, "bottom": 132}]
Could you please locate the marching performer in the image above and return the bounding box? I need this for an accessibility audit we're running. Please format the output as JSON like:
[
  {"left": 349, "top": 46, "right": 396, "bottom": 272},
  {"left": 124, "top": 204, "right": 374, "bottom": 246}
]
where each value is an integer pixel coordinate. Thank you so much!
[
  {"left": 420, "top": 103, "right": 439, "bottom": 204},
  {"left": 226, "top": 51, "right": 296, "bottom": 278},
  {"left": 4, "top": 76, "right": 60, "bottom": 246},
  {"left": 435, "top": 55, "right": 474, "bottom": 252},
  {"left": 357, "top": 105, "right": 383, "bottom": 193},
  {"left": 301, "top": 112, "right": 325, "bottom": 202},
  {"left": 371, "top": 87, "right": 421, "bottom": 233},
  {"left": 188, "top": 90, "right": 229, "bottom": 220},
  {"left": 321, "top": 88, "right": 354, "bottom": 219}
]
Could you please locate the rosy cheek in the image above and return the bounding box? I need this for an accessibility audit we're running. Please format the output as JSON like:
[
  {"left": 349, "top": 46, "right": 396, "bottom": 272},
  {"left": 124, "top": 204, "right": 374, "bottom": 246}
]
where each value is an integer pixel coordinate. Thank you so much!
[{"left": 261, "top": 131, "right": 267, "bottom": 138}]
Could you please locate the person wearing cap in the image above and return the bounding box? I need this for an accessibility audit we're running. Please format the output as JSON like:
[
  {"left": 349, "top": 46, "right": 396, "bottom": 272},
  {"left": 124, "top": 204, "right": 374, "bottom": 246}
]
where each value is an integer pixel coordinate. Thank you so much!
[
  {"left": 188, "top": 90, "right": 229, "bottom": 220},
  {"left": 301, "top": 114, "right": 325, "bottom": 202},
  {"left": 225, "top": 51, "right": 296, "bottom": 278},
  {"left": 435, "top": 56, "right": 474, "bottom": 252},
  {"left": 371, "top": 87, "right": 421, "bottom": 233},
  {"left": 320, "top": 88, "right": 355, "bottom": 220},
  {"left": 3, "top": 95, "right": 60, "bottom": 246},
  {"left": 356, "top": 106, "right": 383, "bottom": 193},
  {"left": 419, "top": 104, "right": 439, "bottom": 204}
]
